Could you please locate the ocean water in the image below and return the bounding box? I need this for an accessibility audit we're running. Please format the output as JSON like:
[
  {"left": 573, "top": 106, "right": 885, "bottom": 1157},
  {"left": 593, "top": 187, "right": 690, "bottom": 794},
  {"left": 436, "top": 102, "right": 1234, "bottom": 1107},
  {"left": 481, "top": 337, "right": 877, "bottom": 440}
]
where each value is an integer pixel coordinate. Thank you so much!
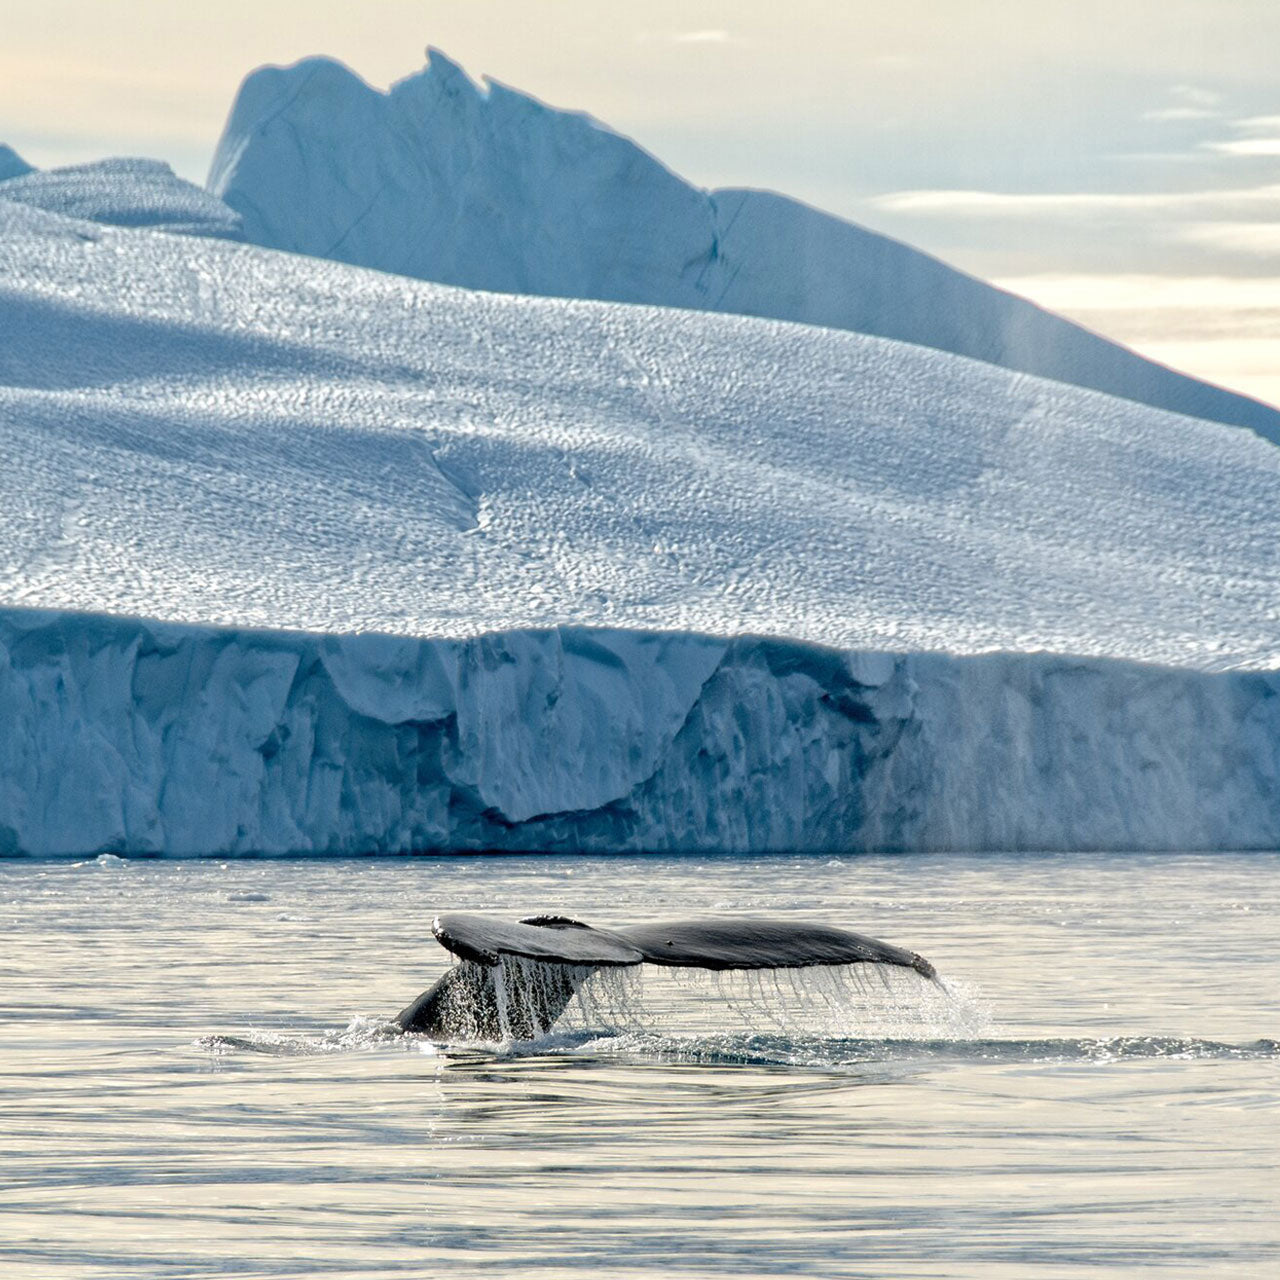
[{"left": 2, "top": 851, "right": 1277, "bottom": 1279}]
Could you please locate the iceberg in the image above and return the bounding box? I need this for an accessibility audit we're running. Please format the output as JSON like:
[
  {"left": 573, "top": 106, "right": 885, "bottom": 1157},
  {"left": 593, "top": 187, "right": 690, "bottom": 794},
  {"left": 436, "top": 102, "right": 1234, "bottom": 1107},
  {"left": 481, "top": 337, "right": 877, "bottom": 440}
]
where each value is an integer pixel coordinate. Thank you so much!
[
  {"left": 209, "top": 52, "right": 1280, "bottom": 442},
  {"left": 0, "top": 144, "right": 33, "bottom": 182},
  {"left": 1, "top": 201, "right": 1277, "bottom": 854},
  {"left": 1, "top": 156, "right": 241, "bottom": 239}
]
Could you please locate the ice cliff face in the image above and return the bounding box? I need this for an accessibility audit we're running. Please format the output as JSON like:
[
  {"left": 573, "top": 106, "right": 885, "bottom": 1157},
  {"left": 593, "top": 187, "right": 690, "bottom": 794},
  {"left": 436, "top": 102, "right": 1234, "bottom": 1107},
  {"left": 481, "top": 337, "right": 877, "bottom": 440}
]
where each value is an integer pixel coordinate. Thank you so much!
[
  {"left": 209, "top": 52, "right": 1280, "bottom": 442},
  {"left": 0, "top": 157, "right": 240, "bottom": 238},
  {"left": 1, "top": 202, "right": 1278, "bottom": 854},
  {"left": 4, "top": 609, "right": 1277, "bottom": 855}
]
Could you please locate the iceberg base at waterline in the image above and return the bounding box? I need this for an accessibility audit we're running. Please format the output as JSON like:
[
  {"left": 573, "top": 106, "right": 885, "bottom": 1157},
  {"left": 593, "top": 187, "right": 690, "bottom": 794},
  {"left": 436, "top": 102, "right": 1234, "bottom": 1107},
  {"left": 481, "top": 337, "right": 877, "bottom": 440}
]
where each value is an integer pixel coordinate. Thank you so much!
[{"left": 2, "top": 607, "right": 1275, "bottom": 857}]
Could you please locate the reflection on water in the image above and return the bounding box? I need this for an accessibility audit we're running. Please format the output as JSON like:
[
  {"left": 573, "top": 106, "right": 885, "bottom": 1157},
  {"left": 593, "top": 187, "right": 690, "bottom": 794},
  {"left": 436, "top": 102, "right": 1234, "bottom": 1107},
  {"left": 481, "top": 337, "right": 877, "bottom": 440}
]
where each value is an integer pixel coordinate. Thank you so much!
[{"left": 2, "top": 852, "right": 1278, "bottom": 1278}]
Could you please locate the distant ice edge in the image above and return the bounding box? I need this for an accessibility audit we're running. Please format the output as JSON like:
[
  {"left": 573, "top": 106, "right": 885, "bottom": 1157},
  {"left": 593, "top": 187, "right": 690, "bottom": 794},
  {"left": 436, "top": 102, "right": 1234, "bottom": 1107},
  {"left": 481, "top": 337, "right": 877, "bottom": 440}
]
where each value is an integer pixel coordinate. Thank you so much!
[{"left": 2, "top": 607, "right": 1277, "bottom": 856}]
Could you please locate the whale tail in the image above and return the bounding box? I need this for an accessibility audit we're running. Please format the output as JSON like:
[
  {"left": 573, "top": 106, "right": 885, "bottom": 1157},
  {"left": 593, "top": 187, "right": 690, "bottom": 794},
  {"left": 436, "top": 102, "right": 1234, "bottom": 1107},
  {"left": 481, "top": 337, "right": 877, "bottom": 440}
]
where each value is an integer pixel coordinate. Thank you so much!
[
  {"left": 396, "top": 958, "right": 589, "bottom": 1040},
  {"left": 396, "top": 913, "right": 937, "bottom": 1040}
]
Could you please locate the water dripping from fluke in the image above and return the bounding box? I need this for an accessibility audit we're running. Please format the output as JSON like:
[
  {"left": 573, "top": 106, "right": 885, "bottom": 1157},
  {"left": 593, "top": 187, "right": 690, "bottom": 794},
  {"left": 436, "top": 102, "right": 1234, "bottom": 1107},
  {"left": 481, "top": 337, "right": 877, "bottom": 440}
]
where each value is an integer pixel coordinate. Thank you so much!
[{"left": 392, "top": 913, "right": 972, "bottom": 1049}]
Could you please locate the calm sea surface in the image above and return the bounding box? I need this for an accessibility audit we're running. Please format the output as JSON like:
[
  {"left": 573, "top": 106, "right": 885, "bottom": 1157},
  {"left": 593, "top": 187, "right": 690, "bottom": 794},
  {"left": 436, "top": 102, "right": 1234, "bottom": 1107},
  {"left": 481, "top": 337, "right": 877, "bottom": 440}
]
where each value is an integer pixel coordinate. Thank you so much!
[{"left": 2, "top": 852, "right": 1277, "bottom": 1279}]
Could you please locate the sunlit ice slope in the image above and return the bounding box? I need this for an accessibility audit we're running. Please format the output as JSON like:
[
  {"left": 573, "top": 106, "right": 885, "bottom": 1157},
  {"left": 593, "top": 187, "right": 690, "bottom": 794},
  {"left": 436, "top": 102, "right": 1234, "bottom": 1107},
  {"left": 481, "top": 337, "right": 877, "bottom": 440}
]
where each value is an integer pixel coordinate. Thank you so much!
[
  {"left": 209, "top": 52, "right": 1280, "bottom": 443},
  {"left": 1, "top": 202, "right": 1278, "bottom": 855},
  {"left": 3, "top": 200, "right": 1277, "bottom": 663}
]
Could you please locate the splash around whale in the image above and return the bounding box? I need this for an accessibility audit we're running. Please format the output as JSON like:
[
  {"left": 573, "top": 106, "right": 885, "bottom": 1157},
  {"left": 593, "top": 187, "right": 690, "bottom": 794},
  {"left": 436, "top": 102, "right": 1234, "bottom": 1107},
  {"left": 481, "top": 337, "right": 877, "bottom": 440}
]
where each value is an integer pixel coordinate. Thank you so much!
[{"left": 397, "top": 913, "right": 938, "bottom": 1042}]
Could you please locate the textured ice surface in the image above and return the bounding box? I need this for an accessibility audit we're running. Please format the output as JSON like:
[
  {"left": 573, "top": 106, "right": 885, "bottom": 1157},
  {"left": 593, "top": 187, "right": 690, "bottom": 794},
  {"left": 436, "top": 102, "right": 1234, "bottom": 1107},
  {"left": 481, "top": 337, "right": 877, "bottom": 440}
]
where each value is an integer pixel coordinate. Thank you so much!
[
  {"left": 3, "top": 200, "right": 1278, "bottom": 666},
  {"left": 1, "top": 157, "right": 241, "bottom": 239},
  {"left": 210, "top": 52, "right": 1280, "bottom": 440},
  {"left": 1, "top": 203, "right": 1278, "bottom": 854}
]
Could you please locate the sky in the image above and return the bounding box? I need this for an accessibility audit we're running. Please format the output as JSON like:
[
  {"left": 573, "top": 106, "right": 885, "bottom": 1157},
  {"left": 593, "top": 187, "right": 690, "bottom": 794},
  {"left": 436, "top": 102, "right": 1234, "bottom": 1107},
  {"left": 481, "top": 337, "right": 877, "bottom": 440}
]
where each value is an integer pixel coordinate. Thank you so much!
[{"left": 4, "top": 0, "right": 1278, "bottom": 407}]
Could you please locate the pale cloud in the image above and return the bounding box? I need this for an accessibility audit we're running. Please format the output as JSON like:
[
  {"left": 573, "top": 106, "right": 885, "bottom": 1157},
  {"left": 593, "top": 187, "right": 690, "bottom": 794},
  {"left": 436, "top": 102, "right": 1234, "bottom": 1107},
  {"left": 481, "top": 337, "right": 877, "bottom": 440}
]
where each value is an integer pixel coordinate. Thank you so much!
[
  {"left": 1123, "top": 340, "right": 1280, "bottom": 409},
  {"left": 869, "top": 183, "right": 1280, "bottom": 341},
  {"left": 1171, "top": 84, "right": 1222, "bottom": 109},
  {"left": 1206, "top": 137, "right": 1280, "bottom": 157},
  {"left": 1144, "top": 84, "right": 1222, "bottom": 122},
  {"left": 1176, "top": 221, "right": 1280, "bottom": 256},
  {"left": 1200, "top": 111, "right": 1280, "bottom": 158},
  {"left": 1143, "top": 106, "right": 1218, "bottom": 122},
  {"left": 872, "top": 185, "right": 1280, "bottom": 218},
  {"left": 636, "top": 30, "right": 737, "bottom": 46},
  {"left": 875, "top": 189, "right": 1132, "bottom": 215},
  {"left": 993, "top": 273, "right": 1280, "bottom": 313},
  {"left": 994, "top": 273, "right": 1280, "bottom": 408}
]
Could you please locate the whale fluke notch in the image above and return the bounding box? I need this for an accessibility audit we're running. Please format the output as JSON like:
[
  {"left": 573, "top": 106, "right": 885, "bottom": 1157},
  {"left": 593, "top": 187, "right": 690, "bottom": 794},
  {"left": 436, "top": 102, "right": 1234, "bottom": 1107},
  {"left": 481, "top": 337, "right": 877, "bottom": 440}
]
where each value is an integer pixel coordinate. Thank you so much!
[{"left": 399, "top": 913, "right": 937, "bottom": 1039}]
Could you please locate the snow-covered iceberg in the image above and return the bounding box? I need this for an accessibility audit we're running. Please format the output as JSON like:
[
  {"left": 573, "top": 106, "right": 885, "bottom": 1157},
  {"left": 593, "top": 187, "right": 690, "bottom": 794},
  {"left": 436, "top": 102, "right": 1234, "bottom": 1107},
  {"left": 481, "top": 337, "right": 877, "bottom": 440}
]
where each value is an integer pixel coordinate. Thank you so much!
[
  {"left": 209, "top": 52, "right": 1280, "bottom": 442},
  {"left": 1, "top": 157, "right": 241, "bottom": 239},
  {"left": 1, "top": 200, "right": 1277, "bottom": 854}
]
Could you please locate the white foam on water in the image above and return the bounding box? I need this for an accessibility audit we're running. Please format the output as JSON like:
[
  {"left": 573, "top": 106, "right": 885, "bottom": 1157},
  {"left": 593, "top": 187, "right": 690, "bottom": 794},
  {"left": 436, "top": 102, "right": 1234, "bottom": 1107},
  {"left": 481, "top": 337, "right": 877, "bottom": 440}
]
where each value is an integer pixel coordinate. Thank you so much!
[{"left": 194, "top": 1013, "right": 410, "bottom": 1058}]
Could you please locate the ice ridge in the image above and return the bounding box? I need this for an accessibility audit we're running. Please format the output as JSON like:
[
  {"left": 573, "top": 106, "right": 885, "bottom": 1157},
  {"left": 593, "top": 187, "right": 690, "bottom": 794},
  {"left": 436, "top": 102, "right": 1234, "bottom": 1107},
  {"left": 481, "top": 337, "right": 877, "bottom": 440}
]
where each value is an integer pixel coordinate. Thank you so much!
[{"left": 2, "top": 157, "right": 241, "bottom": 239}]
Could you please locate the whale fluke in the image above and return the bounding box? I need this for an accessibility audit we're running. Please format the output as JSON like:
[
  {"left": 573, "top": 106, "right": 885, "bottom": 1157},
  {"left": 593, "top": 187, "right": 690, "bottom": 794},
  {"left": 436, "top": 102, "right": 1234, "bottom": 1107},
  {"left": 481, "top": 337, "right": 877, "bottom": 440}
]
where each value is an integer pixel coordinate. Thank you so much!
[
  {"left": 397, "top": 913, "right": 936, "bottom": 1039},
  {"left": 431, "top": 912, "right": 643, "bottom": 967},
  {"left": 612, "top": 917, "right": 936, "bottom": 979},
  {"left": 396, "top": 958, "right": 591, "bottom": 1041}
]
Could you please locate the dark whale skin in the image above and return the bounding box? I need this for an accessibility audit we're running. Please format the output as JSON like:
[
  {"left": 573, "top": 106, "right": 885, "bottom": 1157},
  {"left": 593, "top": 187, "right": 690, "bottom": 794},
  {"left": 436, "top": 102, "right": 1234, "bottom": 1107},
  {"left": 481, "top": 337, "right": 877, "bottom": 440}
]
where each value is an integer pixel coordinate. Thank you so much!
[
  {"left": 397, "top": 913, "right": 936, "bottom": 1039},
  {"left": 613, "top": 917, "right": 935, "bottom": 978}
]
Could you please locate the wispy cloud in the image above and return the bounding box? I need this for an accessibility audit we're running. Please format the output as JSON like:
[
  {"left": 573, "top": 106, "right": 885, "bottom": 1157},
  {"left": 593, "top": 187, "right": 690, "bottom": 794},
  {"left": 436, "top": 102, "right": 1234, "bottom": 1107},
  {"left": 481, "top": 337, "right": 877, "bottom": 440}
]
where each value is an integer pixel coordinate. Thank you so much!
[
  {"left": 1176, "top": 221, "right": 1280, "bottom": 255},
  {"left": 1173, "top": 85, "right": 1222, "bottom": 109},
  {"left": 1144, "top": 106, "right": 1219, "bottom": 122},
  {"left": 993, "top": 273, "right": 1280, "bottom": 408},
  {"left": 993, "top": 274, "right": 1280, "bottom": 312},
  {"left": 1200, "top": 111, "right": 1280, "bottom": 158},
  {"left": 636, "top": 30, "right": 737, "bottom": 46},
  {"left": 1206, "top": 137, "right": 1280, "bottom": 157},
  {"left": 1143, "top": 84, "right": 1223, "bottom": 124},
  {"left": 872, "top": 185, "right": 1280, "bottom": 218},
  {"left": 870, "top": 182, "right": 1280, "bottom": 314},
  {"left": 1233, "top": 114, "right": 1280, "bottom": 132}
]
